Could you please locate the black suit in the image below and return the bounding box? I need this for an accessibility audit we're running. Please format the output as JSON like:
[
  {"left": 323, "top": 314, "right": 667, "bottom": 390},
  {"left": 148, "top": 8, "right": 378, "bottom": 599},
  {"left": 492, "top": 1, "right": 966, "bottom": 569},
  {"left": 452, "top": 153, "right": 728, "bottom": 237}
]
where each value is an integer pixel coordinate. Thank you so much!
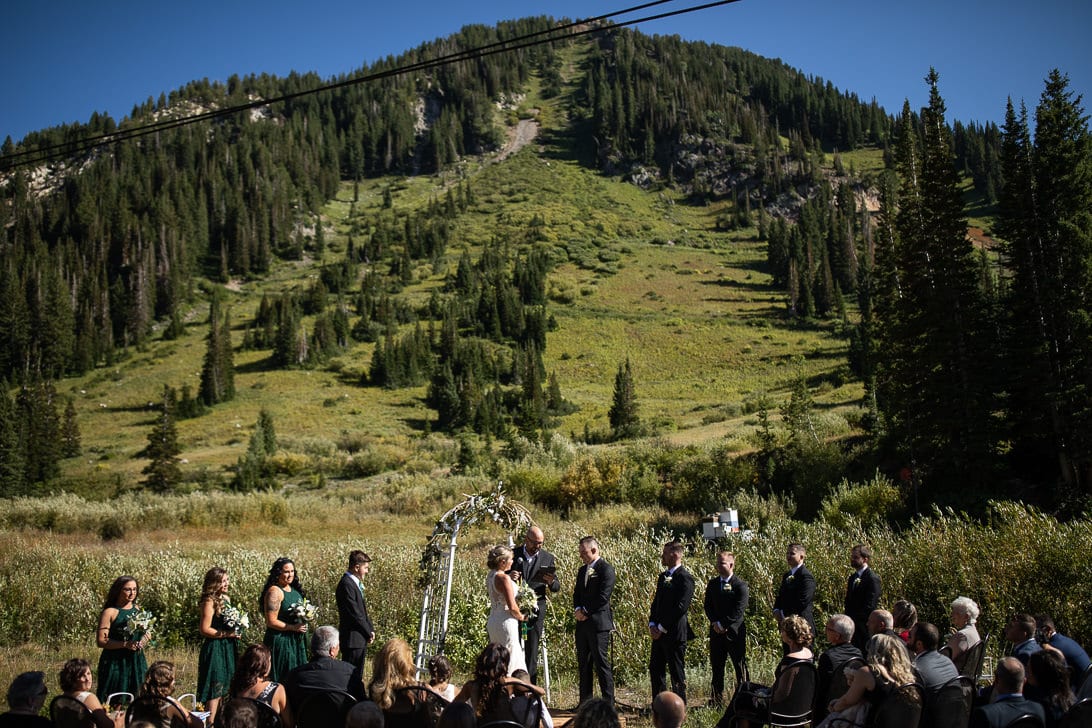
[
  {"left": 335, "top": 573, "right": 374, "bottom": 673},
  {"left": 843, "top": 567, "right": 881, "bottom": 651},
  {"left": 969, "top": 694, "right": 1045, "bottom": 728},
  {"left": 815, "top": 642, "right": 863, "bottom": 721},
  {"left": 703, "top": 573, "right": 749, "bottom": 703},
  {"left": 282, "top": 655, "right": 364, "bottom": 710},
  {"left": 512, "top": 544, "right": 561, "bottom": 684},
  {"left": 773, "top": 565, "right": 816, "bottom": 636},
  {"left": 573, "top": 558, "right": 615, "bottom": 705},
  {"left": 648, "top": 565, "right": 696, "bottom": 702}
]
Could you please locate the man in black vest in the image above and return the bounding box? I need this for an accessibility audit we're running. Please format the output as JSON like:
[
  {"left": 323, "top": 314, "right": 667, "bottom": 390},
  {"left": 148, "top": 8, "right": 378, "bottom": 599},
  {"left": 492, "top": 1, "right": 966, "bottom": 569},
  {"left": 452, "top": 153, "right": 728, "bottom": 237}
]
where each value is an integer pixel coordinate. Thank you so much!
[
  {"left": 703, "top": 550, "right": 749, "bottom": 705},
  {"left": 648, "top": 540, "right": 696, "bottom": 704},
  {"left": 511, "top": 525, "right": 561, "bottom": 684},
  {"left": 335, "top": 550, "right": 375, "bottom": 675}
]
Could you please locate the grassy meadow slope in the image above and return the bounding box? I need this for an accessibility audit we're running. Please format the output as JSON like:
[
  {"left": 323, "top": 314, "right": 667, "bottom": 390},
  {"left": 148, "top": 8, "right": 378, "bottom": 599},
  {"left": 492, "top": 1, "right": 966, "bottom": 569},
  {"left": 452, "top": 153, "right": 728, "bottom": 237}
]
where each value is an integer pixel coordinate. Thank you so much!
[{"left": 50, "top": 53, "right": 863, "bottom": 494}]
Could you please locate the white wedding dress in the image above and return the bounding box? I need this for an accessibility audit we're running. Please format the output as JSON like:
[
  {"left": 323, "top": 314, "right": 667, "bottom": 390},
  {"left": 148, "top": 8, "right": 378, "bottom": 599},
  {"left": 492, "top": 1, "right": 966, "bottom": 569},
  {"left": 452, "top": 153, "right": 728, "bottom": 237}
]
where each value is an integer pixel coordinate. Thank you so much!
[{"left": 487, "top": 570, "right": 527, "bottom": 675}]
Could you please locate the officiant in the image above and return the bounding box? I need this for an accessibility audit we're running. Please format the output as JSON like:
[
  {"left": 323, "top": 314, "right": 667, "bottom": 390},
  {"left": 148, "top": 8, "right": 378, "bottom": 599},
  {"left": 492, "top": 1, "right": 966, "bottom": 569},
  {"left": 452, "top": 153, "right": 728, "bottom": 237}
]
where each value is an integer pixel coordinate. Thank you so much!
[{"left": 510, "top": 525, "right": 560, "bottom": 684}]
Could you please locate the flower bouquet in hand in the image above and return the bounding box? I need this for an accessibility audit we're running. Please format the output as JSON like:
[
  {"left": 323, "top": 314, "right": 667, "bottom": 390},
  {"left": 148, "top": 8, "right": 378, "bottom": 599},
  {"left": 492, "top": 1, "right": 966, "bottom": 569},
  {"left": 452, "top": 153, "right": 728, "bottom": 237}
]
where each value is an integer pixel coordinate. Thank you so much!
[
  {"left": 287, "top": 598, "right": 318, "bottom": 625},
  {"left": 222, "top": 599, "right": 250, "bottom": 636},
  {"left": 516, "top": 583, "right": 538, "bottom": 639},
  {"left": 124, "top": 608, "right": 156, "bottom": 647}
]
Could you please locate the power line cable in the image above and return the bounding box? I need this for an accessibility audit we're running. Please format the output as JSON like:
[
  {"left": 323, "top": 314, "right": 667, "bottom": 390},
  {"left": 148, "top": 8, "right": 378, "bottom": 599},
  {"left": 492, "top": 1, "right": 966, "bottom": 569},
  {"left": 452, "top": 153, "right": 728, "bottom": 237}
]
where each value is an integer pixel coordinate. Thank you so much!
[{"left": 1, "top": 0, "right": 740, "bottom": 173}]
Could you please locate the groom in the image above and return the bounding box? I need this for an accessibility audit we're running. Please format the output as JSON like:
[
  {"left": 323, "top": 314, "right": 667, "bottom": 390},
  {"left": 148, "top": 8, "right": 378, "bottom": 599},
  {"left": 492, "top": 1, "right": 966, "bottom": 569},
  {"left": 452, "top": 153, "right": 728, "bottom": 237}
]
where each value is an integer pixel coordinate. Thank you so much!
[
  {"left": 336, "top": 550, "right": 375, "bottom": 675},
  {"left": 574, "top": 536, "right": 615, "bottom": 706},
  {"left": 511, "top": 525, "right": 560, "bottom": 684}
]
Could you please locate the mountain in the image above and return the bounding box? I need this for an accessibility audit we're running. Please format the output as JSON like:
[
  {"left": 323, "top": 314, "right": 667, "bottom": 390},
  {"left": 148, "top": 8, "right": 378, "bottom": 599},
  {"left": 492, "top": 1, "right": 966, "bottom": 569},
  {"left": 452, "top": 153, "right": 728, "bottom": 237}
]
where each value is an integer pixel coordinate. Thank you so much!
[{"left": 5, "top": 18, "right": 1065, "bottom": 507}]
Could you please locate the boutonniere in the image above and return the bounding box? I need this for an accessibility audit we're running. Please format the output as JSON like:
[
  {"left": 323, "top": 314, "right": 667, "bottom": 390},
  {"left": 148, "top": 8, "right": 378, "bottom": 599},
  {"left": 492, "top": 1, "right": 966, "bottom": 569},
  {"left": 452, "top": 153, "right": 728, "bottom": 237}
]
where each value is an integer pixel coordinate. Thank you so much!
[
  {"left": 853, "top": 577, "right": 861, "bottom": 587},
  {"left": 587, "top": 568, "right": 597, "bottom": 579},
  {"left": 663, "top": 574, "right": 673, "bottom": 585},
  {"left": 721, "top": 581, "right": 732, "bottom": 592},
  {"left": 787, "top": 574, "right": 795, "bottom": 583}
]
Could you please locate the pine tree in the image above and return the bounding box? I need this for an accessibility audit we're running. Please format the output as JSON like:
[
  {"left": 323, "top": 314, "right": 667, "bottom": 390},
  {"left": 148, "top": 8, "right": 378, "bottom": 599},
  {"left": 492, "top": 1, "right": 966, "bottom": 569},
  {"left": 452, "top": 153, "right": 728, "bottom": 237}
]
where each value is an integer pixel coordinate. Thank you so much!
[
  {"left": 60, "top": 397, "right": 81, "bottom": 458},
  {"left": 142, "top": 385, "right": 182, "bottom": 493},
  {"left": 0, "top": 386, "right": 23, "bottom": 496},
  {"left": 1000, "top": 71, "right": 1092, "bottom": 493},
  {"left": 608, "top": 358, "right": 640, "bottom": 439},
  {"left": 876, "top": 72, "right": 995, "bottom": 487},
  {"left": 232, "top": 409, "right": 278, "bottom": 491}
]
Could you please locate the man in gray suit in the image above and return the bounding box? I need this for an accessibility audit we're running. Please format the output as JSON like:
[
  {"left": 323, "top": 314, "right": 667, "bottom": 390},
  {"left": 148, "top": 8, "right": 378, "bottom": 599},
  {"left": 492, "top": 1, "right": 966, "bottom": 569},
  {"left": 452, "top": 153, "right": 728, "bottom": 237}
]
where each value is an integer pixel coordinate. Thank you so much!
[{"left": 909, "top": 622, "right": 959, "bottom": 692}]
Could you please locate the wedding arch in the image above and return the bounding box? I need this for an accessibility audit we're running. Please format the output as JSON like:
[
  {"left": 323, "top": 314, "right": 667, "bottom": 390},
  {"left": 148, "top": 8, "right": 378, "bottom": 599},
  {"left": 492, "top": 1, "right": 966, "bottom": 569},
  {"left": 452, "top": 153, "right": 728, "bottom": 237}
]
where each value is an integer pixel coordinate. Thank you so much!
[{"left": 414, "top": 481, "right": 533, "bottom": 674}]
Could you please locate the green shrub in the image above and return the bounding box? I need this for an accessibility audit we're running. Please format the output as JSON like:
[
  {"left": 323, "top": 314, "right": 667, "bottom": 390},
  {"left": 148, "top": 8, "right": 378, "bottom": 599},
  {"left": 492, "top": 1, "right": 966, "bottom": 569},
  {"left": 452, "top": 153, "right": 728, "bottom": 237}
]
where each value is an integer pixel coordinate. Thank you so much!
[{"left": 819, "top": 473, "right": 905, "bottom": 529}]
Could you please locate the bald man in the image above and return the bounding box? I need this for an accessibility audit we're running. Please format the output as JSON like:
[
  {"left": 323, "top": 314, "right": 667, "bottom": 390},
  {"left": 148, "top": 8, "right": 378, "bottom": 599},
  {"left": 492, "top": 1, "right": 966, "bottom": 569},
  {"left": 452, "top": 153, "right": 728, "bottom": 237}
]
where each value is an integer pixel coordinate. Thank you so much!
[
  {"left": 652, "top": 691, "right": 686, "bottom": 728},
  {"left": 512, "top": 525, "right": 561, "bottom": 684}
]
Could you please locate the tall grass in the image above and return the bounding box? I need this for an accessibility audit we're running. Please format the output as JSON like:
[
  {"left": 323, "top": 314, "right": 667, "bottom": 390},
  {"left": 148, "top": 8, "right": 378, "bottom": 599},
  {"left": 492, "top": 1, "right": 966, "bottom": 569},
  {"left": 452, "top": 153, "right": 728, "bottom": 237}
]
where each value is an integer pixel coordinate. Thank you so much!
[{"left": 1, "top": 498, "right": 1089, "bottom": 710}]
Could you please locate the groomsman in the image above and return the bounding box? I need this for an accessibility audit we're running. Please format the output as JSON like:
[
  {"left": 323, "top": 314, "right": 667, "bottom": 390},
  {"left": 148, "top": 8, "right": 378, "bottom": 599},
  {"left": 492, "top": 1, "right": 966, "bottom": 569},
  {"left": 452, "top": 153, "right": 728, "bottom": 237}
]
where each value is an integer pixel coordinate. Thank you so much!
[
  {"left": 336, "top": 550, "right": 375, "bottom": 674},
  {"left": 648, "top": 540, "right": 696, "bottom": 703},
  {"left": 773, "top": 543, "right": 816, "bottom": 640},
  {"left": 703, "top": 551, "right": 749, "bottom": 705},
  {"left": 511, "top": 525, "right": 560, "bottom": 684},
  {"left": 844, "top": 544, "right": 881, "bottom": 652},
  {"left": 574, "top": 536, "right": 615, "bottom": 706}
]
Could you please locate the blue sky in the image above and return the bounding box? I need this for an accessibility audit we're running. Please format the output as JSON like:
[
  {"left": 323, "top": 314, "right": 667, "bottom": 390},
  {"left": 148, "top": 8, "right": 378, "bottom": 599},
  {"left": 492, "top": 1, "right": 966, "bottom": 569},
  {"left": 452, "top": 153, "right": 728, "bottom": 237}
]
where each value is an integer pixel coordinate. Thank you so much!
[{"left": 3, "top": 0, "right": 1090, "bottom": 143}]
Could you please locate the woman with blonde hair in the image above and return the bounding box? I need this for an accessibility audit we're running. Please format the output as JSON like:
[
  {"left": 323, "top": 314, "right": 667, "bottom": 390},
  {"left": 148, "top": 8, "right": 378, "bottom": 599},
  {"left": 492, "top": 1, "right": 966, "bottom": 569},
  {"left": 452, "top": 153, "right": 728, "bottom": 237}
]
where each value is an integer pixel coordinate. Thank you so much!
[
  {"left": 196, "top": 567, "right": 238, "bottom": 725},
  {"left": 486, "top": 545, "right": 527, "bottom": 675},
  {"left": 368, "top": 638, "right": 420, "bottom": 710},
  {"left": 818, "top": 633, "right": 917, "bottom": 727}
]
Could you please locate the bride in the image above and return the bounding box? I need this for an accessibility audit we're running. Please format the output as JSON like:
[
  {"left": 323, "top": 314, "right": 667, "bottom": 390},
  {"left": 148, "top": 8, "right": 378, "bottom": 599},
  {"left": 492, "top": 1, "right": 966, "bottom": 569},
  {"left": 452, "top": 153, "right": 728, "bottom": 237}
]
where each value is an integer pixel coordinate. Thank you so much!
[{"left": 486, "top": 545, "right": 527, "bottom": 675}]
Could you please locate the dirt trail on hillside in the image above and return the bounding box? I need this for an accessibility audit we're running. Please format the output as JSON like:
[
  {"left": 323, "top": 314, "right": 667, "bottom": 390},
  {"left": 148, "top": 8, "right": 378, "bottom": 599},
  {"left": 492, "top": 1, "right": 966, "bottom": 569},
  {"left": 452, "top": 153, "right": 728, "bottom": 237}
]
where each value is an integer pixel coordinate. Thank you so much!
[{"left": 496, "top": 118, "right": 539, "bottom": 161}]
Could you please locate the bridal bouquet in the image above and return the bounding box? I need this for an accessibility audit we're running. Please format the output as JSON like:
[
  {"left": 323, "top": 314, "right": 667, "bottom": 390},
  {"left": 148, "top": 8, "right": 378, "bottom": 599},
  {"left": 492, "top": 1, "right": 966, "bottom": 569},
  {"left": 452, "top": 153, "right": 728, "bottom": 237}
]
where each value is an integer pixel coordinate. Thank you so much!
[
  {"left": 516, "top": 583, "right": 538, "bottom": 618},
  {"left": 287, "top": 598, "right": 318, "bottom": 624},
  {"left": 123, "top": 608, "right": 156, "bottom": 645},
  {"left": 222, "top": 600, "right": 250, "bottom": 635}
]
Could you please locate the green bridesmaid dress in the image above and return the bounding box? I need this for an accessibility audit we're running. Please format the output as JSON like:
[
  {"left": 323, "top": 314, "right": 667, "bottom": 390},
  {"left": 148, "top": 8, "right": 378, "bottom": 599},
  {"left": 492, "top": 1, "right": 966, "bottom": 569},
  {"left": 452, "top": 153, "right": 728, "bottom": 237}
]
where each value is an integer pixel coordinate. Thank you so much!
[{"left": 263, "top": 587, "right": 307, "bottom": 681}]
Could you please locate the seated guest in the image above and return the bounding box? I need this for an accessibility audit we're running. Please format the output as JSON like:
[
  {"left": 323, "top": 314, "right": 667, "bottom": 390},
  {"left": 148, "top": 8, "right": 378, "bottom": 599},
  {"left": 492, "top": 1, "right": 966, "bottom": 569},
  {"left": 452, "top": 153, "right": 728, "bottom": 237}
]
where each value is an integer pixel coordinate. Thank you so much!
[
  {"left": 435, "top": 702, "right": 475, "bottom": 728},
  {"left": 426, "top": 655, "right": 455, "bottom": 702},
  {"left": 867, "top": 609, "right": 896, "bottom": 639},
  {"left": 511, "top": 670, "right": 551, "bottom": 728},
  {"left": 1035, "top": 615, "right": 1091, "bottom": 689},
  {"left": 369, "top": 638, "right": 423, "bottom": 712},
  {"left": 345, "top": 701, "right": 386, "bottom": 728},
  {"left": 892, "top": 600, "right": 918, "bottom": 644},
  {"left": 453, "top": 644, "right": 545, "bottom": 722},
  {"left": 715, "top": 615, "right": 814, "bottom": 728},
  {"left": 969, "top": 657, "right": 1045, "bottom": 728},
  {"left": 132, "top": 661, "right": 203, "bottom": 728},
  {"left": 1027, "top": 650, "right": 1075, "bottom": 727},
  {"left": 283, "top": 625, "right": 363, "bottom": 710},
  {"left": 217, "top": 700, "right": 260, "bottom": 728},
  {"left": 2, "top": 671, "right": 52, "bottom": 727},
  {"left": 1006, "top": 613, "right": 1042, "bottom": 666},
  {"left": 819, "top": 634, "right": 917, "bottom": 728},
  {"left": 909, "top": 622, "right": 959, "bottom": 692},
  {"left": 815, "top": 614, "right": 863, "bottom": 722},
  {"left": 571, "top": 698, "right": 620, "bottom": 728},
  {"left": 57, "top": 658, "right": 122, "bottom": 728},
  {"left": 230, "top": 644, "right": 294, "bottom": 728},
  {"left": 651, "top": 691, "right": 686, "bottom": 728},
  {"left": 947, "top": 596, "right": 982, "bottom": 671}
]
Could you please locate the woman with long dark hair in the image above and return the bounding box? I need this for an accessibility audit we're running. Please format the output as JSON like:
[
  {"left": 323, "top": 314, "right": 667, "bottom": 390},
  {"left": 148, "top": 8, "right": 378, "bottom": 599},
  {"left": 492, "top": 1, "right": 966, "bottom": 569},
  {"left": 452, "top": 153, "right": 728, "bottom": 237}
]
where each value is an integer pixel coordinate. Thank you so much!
[
  {"left": 95, "top": 575, "right": 149, "bottom": 703},
  {"left": 261, "top": 557, "right": 309, "bottom": 681},
  {"left": 196, "top": 567, "right": 237, "bottom": 724}
]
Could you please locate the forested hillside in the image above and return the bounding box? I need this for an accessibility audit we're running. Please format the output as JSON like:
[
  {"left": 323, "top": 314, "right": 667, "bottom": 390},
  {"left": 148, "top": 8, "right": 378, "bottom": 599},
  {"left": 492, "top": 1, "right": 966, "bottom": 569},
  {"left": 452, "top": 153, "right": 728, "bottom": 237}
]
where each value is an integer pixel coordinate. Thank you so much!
[{"left": 1, "top": 18, "right": 1088, "bottom": 514}]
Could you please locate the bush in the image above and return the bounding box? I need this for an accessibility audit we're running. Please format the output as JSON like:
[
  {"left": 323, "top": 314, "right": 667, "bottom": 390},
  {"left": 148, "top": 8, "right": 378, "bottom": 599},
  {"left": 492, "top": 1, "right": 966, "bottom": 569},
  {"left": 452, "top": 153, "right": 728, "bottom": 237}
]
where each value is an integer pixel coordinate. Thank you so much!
[{"left": 819, "top": 473, "right": 905, "bottom": 529}]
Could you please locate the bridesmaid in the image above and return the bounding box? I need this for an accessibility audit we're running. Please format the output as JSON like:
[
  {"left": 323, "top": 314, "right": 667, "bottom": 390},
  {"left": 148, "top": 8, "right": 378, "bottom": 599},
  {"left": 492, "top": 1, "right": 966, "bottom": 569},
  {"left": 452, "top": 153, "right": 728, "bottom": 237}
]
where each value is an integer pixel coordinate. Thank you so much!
[
  {"left": 95, "top": 575, "right": 149, "bottom": 704},
  {"left": 262, "top": 557, "right": 309, "bottom": 681},
  {"left": 196, "top": 567, "right": 237, "bottom": 724}
]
